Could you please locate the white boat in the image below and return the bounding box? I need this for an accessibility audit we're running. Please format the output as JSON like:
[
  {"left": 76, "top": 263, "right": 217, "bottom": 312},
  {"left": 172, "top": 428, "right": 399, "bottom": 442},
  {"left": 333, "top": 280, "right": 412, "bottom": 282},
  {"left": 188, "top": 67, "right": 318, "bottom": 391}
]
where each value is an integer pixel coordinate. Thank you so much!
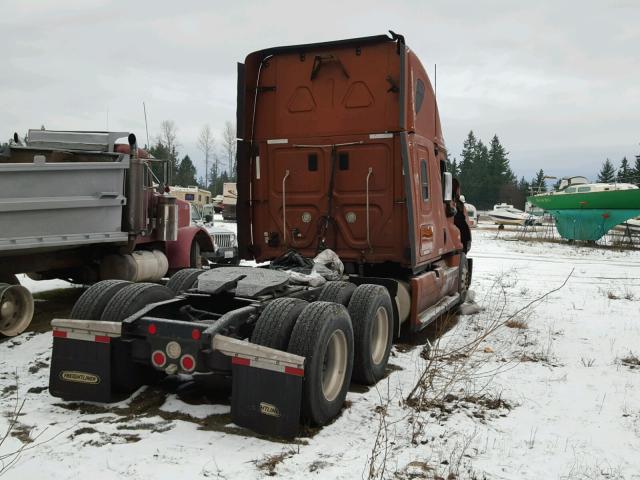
[
  {"left": 614, "top": 217, "right": 640, "bottom": 235},
  {"left": 460, "top": 196, "right": 477, "bottom": 228},
  {"left": 487, "top": 203, "right": 537, "bottom": 226}
]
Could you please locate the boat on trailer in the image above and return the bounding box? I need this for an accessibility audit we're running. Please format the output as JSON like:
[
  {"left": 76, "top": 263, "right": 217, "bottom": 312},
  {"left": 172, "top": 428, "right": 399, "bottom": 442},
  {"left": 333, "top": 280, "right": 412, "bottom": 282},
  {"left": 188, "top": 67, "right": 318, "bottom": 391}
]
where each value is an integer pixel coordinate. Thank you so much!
[
  {"left": 527, "top": 176, "right": 640, "bottom": 241},
  {"left": 487, "top": 203, "right": 537, "bottom": 227}
]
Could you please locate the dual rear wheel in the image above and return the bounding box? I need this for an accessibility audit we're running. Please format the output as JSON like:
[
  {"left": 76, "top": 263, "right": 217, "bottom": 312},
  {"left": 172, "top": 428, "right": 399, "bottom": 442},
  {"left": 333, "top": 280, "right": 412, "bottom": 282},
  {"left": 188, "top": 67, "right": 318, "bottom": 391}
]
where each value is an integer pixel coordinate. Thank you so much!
[
  {"left": 251, "top": 282, "right": 394, "bottom": 426},
  {"left": 71, "top": 280, "right": 173, "bottom": 321}
]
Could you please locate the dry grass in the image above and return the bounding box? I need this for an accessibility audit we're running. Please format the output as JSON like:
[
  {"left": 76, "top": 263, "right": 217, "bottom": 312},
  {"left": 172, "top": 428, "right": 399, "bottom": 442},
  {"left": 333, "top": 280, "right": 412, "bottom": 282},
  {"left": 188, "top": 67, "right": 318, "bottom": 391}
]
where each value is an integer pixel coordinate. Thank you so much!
[
  {"left": 607, "top": 291, "right": 619, "bottom": 300},
  {"left": 580, "top": 357, "right": 596, "bottom": 368},
  {"left": 406, "top": 269, "right": 573, "bottom": 414},
  {"left": 505, "top": 318, "right": 528, "bottom": 329},
  {"left": 619, "top": 352, "right": 640, "bottom": 369},
  {"left": 255, "top": 448, "right": 298, "bottom": 476},
  {"left": 1, "top": 373, "right": 72, "bottom": 477}
]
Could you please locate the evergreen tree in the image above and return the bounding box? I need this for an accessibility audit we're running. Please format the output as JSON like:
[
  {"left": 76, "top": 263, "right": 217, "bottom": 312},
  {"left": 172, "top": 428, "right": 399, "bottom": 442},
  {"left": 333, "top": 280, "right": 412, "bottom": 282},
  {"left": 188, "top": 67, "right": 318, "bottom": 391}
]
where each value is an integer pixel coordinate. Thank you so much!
[
  {"left": 175, "top": 155, "right": 197, "bottom": 187},
  {"left": 451, "top": 158, "right": 460, "bottom": 178},
  {"left": 148, "top": 141, "right": 171, "bottom": 185},
  {"left": 532, "top": 169, "right": 547, "bottom": 193},
  {"left": 597, "top": 158, "right": 616, "bottom": 183},
  {"left": 617, "top": 157, "right": 631, "bottom": 183},
  {"left": 207, "top": 153, "right": 220, "bottom": 194},
  {"left": 634, "top": 155, "right": 640, "bottom": 186},
  {"left": 456, "top": 131, "right": 518, "bottom": 209},
  {"left": 458, "top": 131, "right": 477, "bottom": 194},
  {"left": 487, "top": 135, "right": 514, "bottom": 207},
  {"left": 512, "top": 176, "right": 530, "bottom": 209}
]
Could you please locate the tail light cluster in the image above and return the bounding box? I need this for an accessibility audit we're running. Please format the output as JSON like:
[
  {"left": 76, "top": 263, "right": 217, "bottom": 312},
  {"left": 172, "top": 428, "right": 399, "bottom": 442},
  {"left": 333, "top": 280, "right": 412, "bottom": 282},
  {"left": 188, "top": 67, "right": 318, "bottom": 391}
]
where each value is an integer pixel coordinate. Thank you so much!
[
  {"left": 148, "top": 324, "right": 200, "bottom": 373},
  {"left": 151, "top": 347, "right": 197, "bottom": 373},
  {"left": 180, "top": 354, "right": 196, "bottom": 372}
]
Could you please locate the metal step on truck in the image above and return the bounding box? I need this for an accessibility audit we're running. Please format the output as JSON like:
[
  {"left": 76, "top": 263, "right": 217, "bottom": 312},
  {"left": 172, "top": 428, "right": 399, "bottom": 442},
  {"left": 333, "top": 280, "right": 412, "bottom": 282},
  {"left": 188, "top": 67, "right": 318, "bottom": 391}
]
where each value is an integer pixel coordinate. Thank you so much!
[
  {"left": 0, "top": 130, "right": 215, "bottom": 336},
  {"left": 49, "top": 32, "right": 472, "bottom": 438}
]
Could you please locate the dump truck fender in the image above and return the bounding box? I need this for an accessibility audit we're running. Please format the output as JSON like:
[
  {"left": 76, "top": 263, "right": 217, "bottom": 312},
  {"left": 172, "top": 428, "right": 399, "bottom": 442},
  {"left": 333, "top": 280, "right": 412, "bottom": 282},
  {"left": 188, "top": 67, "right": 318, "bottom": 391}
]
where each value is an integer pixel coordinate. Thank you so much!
[{"left": 166, "top": 226, "right": 214, "bottom": 270}]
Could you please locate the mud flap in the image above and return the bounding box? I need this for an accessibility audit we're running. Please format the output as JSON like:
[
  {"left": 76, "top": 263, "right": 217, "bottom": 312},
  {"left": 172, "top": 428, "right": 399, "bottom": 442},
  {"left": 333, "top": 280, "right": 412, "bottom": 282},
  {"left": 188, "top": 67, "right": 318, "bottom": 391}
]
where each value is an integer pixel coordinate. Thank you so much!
[
  {"left": 231, "top": 360, "right": 303, "bottom": 438},
  {"left": 49, "top": 335, "right": 115, "bottom": 402},
  {"left": 211, "top": 334, "right": 305, "bottom": 438},
  {"left": 49, "top": 319, "right": 144, "bottom": 402}
]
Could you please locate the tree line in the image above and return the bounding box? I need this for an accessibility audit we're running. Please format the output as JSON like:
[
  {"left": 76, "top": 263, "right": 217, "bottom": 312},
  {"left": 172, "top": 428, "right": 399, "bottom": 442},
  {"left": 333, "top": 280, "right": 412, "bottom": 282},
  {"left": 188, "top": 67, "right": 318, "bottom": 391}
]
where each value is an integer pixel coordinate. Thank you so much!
[
  {"left": 147, "top": 120, "right": 237, "bottom": 196},
  {"left": 595, "top": 156, "right": 640, "bottom": 184},
  {"left": 448, "top": 131, "right": 640, "bottom": 210},
  {"left": 447, "top": 131, "right": 519, "bottom": 210}
]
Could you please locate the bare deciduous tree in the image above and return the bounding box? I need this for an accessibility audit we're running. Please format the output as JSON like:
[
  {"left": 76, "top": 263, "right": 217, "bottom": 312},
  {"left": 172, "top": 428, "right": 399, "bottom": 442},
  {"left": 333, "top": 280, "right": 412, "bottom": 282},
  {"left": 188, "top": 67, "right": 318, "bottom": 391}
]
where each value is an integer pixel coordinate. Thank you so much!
[
  {"left": 222, "top": 121, "right": 236, "bottom": 179},
  {"left": 197, "top": 125, "right": 215, "bottom": 189},
  {"left": 158, "top": 120, "right": 179, "bottom": 184}
]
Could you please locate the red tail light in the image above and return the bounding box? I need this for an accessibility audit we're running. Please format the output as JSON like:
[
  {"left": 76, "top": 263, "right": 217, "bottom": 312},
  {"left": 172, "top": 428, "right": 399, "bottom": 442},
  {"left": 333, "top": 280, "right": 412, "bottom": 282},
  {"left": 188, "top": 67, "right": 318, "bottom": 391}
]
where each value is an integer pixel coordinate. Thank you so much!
[
  {"left": 148, "top": 323, "right": 157, "bottom": 335},
  {"left": 191, "top": 329, "right": 201, "bottom": 340},
  {"left": 151, "top": 350, "right": 167, "bottom": 368},
  {"left": 180, "top": 354, "right": 196, "bottom": 372}
]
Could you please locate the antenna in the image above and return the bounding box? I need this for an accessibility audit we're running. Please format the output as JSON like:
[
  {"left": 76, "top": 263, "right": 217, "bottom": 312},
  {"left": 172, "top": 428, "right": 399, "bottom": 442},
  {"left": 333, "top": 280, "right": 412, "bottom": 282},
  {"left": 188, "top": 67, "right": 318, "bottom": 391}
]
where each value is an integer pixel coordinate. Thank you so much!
[
  {"left": 143, "top": 102, "right": 150, "bottom": 149},
  {"left": 106, "top": 108, "right": 109, "bottom": 130}
]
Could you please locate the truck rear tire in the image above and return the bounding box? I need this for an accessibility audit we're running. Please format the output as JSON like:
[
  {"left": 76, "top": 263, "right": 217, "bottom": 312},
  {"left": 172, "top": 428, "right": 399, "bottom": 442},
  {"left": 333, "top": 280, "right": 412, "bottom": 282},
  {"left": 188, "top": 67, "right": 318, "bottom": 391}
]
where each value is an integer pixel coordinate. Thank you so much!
[
  {"left": 458, "top": 252, "right": 470, "bottom": 305},
  {"left": 287, "top": 301, "right": 353, "bottom": 426},
  {"left": 348, "top": 284, "right": 393, "bottom": 385},
  {"left": 317, "top": 281, "right": 356, "bottom": 306},
  {"left": 251, "top": 298, "right": 308, "bottom": 350},
  {"left": 100, "top": 283, "right": 174, "bottom": 322},
  {"left": 167, "top": 268, "right": 204, "bottom": 295},
  {"left": 70, "top": 280, "right": 132, "bottom": 320}
]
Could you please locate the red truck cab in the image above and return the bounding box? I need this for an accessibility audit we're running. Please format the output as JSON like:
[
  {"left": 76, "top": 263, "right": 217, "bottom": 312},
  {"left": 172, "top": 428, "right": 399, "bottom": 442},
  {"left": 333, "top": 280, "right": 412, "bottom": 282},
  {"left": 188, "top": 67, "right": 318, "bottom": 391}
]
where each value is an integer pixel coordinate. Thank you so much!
[{"left": 236, "top": 33, "right": 470, "bottom": 331}]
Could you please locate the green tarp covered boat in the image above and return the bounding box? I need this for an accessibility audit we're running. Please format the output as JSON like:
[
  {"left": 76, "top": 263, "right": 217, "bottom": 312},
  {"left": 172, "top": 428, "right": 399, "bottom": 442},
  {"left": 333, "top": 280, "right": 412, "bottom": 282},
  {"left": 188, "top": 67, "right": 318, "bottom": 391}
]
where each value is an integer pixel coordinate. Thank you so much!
[{"left": 527, "top": 177, "right": 640, "bottom": 241}]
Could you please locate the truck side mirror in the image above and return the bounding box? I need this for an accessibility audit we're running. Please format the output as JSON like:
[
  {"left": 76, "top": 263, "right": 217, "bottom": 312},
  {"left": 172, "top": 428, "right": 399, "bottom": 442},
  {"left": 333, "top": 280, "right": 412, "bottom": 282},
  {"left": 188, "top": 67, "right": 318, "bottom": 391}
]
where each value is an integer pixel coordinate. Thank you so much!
[{"left": 443, "top": 172, "right": 453, "bottom": 202}]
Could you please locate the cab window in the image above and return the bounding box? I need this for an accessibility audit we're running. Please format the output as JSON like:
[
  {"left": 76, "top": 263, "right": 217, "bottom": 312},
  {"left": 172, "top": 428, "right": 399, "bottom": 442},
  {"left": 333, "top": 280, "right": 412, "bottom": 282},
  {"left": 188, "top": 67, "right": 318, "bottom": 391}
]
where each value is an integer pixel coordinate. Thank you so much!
[{"left": 420, "top": 160, "right": 429, "bottom": 200}]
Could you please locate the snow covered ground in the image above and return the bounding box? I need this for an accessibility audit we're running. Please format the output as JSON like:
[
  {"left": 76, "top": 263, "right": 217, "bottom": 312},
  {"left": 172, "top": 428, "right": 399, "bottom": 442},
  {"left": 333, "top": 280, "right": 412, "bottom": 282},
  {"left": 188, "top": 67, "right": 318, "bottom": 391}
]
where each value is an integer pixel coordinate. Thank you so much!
[{"left": 1, "top": 225, "right": 639, "bottom": 479}]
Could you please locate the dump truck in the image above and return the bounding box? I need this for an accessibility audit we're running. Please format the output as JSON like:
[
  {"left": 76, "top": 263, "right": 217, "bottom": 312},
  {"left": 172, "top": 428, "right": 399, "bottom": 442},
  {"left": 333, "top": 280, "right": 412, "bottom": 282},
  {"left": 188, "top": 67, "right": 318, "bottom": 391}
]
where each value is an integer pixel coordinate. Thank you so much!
[
  {"left": 49, "top": 32, "right": 472, "bottom": 437},
  {"left": 0, "top": 130, "right": 214, "bottom": 336}
]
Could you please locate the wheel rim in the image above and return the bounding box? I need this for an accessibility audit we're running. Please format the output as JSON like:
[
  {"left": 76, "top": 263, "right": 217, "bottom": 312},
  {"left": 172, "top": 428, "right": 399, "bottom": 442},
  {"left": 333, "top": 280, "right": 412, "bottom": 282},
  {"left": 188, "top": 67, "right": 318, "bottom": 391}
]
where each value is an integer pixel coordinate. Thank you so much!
[
  {"left": 371, "top": 306, "right": 389, "bottom": 365},
  {"left": 321, "top": 329, "right": 348, "bottom": 402},
  {"left": 0, "top": 284, "right": 34, "bottom": 336}
]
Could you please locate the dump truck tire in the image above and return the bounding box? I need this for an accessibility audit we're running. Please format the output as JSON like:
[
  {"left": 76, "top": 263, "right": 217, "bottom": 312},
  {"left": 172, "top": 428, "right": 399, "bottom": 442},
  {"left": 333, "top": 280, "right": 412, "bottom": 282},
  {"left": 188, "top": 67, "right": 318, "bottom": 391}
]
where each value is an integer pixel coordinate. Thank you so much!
[
  {"left": 251, "top": 298, "right": 308, "bottom": 350},
  {"left": 100, "top": 283, "right": 174, "bottom": 322},
  {"left": 70, "top": 280, "right": 132, "bottom": 320},
  {"left": 348, "top": 284, "right": 393, "bottom": 385},
  {"left": 0, "top": 283, "right": 34, "bottom": 337},
  {"left": 167, "top": 268, "right": 204, "bottom": 295},
  {"left": 317, "top": 281, "right": 356, "bottom": 306},
  {"left": 288, "top": 301, "right": 353, "bottom": 426}
]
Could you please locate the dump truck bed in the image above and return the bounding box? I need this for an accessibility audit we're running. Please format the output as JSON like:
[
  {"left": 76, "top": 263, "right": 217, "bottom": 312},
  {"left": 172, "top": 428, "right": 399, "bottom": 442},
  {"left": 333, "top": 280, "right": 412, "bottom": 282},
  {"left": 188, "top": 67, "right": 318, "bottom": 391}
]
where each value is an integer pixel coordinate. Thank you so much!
[{"left": 0, "top": 141, "right": 129, "bottom": 255}]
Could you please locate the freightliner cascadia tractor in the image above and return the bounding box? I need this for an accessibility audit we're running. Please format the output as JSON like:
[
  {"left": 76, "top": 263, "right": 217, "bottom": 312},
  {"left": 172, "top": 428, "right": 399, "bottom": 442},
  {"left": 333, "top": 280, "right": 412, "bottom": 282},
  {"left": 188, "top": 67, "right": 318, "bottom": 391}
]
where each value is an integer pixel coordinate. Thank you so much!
[{"left": 49, "top": 32, "right": 472, "bottom": 437}]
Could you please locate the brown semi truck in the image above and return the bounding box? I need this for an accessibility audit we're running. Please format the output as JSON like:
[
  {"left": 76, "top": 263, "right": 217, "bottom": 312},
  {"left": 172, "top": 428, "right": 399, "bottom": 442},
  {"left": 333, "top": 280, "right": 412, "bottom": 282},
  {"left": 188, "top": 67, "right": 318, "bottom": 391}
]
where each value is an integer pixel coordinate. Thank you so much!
[{"left": 48, "top": 33, "right": 472, "bottom": 437}]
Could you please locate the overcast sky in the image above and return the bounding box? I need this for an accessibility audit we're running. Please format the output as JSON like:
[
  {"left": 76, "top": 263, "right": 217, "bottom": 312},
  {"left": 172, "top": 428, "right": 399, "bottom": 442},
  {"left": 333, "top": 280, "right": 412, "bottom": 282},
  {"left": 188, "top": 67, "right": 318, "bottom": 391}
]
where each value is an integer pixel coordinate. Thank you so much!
[{"left": 2, "top": 0, "right": 639, "bottom": 183}]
